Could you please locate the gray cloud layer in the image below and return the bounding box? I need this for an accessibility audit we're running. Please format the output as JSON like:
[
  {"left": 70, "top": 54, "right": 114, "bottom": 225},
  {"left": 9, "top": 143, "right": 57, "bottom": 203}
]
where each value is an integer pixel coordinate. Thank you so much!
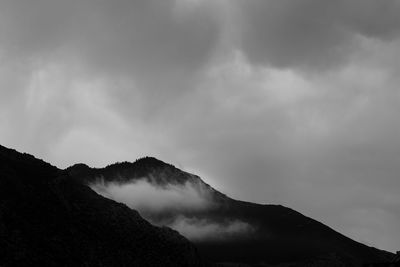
[
  {"left": 237, "top": 0, "right": 400, "bottom": 69},
  {"left": 1, "top": 0, "right": 400, "bottom": 252}
]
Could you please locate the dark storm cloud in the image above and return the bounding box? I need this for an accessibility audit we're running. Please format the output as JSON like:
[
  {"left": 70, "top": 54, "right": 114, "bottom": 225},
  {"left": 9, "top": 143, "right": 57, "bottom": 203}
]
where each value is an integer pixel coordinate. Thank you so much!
[
  {"left": 237, "top": 0, "right": 400, "bottom": 69},
  {"left": 0, "top": 0, "right": 221, "bottom": 109},
  {"left": 0, "top": 0, "right": 222, "bottom": 155},
  {"left": 0, "top": 0, "right": 220, "bottom": 67}
]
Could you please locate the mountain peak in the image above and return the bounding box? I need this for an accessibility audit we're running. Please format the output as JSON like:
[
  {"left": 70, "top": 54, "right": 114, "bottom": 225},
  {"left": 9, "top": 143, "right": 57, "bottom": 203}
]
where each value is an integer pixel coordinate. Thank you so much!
[
  {"left": 66, "top": 163, "right": 91, "bottom": 176},
  {"left": 135, "top": 156, "right": 168, "bottom": 166},
  {"left": 103, "top": 156, "right": 173, "bottom": 172}
]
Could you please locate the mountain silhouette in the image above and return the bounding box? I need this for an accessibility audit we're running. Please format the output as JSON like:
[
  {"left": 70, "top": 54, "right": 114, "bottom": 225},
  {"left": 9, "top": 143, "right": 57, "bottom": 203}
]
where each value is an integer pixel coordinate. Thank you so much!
[
  {"left": 0, "top": 146, "right": 204, "bottom": 267},
  {"left": 0, "top": 145, "right": 394, "bottom": 266},
  {"left": 69, "top": 157, "right": 394, "bottom": 266}
]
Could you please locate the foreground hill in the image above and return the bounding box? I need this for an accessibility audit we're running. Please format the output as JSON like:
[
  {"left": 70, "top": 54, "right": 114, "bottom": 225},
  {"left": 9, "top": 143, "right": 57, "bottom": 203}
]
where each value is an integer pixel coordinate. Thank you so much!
[
  {"left": 0, "top": 146, "right": 204, "bottom": 267},
  {"left": 69, "top": 157, "right": 394, "bottom": 266}
]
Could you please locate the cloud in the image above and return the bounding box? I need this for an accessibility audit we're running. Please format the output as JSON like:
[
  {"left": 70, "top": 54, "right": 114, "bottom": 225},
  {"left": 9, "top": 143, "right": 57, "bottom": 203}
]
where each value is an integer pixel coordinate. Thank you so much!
[
  {"left": 154, "top": 46, "right": 400, "bottom": 251},
  {"left": 90, "top": 178, "right": 215, "bottom": 214},
  {"left": 89, "top": 177, "right": 255, "bottom": 241},
  {"left": 0, "top": 0, "right": 220, "bottom": 68},
  {"left": 0, "top": 0, "right": 222, "bottom": 122},
  {"left": 168, "top": 216, "right": 254, "bottom": 241},
  {"left": 235, "top": 0, "right": 400, "bottom": 70}
]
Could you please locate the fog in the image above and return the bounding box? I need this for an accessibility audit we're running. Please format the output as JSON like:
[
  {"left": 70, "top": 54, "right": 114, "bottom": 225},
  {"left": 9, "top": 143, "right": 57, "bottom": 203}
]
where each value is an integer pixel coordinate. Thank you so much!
[
  {"left": 168, "top": 216, "right": 254, "bottom": 241},
  {"left": 91, "top": 178, "right": 214, "bottom": 213},
  {"left": 90, "top": 177, "right": 254, "bottom": 241}
]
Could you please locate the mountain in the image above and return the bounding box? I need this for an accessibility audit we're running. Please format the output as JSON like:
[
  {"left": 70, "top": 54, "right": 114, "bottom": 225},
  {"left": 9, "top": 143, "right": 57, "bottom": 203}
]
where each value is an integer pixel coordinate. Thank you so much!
[
  {"left": 68, "top": 157, "right": 394, "bottom": 266},
  {"left": 0, "top": 145, "right": 393, "bottom": 266},
  {"left": 0, "top": 146, "right": 204, "bottom": 267}
]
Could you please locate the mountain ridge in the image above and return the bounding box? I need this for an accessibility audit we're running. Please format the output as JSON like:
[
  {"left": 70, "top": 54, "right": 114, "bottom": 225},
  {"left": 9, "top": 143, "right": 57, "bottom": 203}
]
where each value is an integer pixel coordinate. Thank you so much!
[
  {"left": 0, "top": 144, "right": 394, "bottom": 266},
  {"left": 0, "top": 145, "right": 205, "bottom": 267},
  {"left": 67, "top": 155, "right": 394, "bottom": 266}
]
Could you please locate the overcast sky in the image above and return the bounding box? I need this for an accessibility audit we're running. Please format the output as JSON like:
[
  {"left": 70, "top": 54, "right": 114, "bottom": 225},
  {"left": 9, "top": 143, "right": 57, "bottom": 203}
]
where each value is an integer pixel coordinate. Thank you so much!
[{"left": 1, "top": 0, "right": 400, "bottom": 252}]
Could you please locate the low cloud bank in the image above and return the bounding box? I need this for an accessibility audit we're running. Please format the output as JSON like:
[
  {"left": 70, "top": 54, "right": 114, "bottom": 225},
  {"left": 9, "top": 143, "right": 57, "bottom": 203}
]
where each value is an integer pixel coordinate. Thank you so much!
[
  {"left": 90, "top": 178, "right": 213, "bottom": 213},
  {"left": 168, "top": 216, "right": 254, "bottom": 241},
  {"left": 90, "top": 177, "right": 255, "bottom": 241}
]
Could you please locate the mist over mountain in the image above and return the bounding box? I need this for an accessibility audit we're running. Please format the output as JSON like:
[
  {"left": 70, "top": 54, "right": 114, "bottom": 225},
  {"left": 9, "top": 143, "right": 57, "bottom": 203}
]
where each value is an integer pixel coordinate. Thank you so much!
[
  {"left": 68, "top": 156, "right": 394, "bottom": 266},
  {"left": 0, "top": 145, "right": 396, "bottom": 266}
]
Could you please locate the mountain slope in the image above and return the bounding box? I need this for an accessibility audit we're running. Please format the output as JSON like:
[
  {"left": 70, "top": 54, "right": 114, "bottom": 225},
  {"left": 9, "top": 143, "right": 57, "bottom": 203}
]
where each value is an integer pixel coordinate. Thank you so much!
[
  {"left": 69, "top": 157, "right": 394, "bottom": 266},
  {"left": 0, "top": 146, "right": 204, "bottom": 267}
]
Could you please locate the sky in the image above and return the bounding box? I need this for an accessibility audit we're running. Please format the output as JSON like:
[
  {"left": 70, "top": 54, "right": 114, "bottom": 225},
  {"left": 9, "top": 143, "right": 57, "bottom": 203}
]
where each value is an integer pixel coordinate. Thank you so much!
[{"left": 1, "top": 0, "right": 400, "bottom": 252}]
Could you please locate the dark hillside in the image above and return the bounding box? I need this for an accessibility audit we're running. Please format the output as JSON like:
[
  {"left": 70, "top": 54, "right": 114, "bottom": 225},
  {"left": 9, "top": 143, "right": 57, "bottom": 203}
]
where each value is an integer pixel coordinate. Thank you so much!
[
  {"left": 70, "top": 158, "right": 394, "bottom": 266},
  {"left": 0, "top": 145, "right": 204, "bottom": 267}
]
